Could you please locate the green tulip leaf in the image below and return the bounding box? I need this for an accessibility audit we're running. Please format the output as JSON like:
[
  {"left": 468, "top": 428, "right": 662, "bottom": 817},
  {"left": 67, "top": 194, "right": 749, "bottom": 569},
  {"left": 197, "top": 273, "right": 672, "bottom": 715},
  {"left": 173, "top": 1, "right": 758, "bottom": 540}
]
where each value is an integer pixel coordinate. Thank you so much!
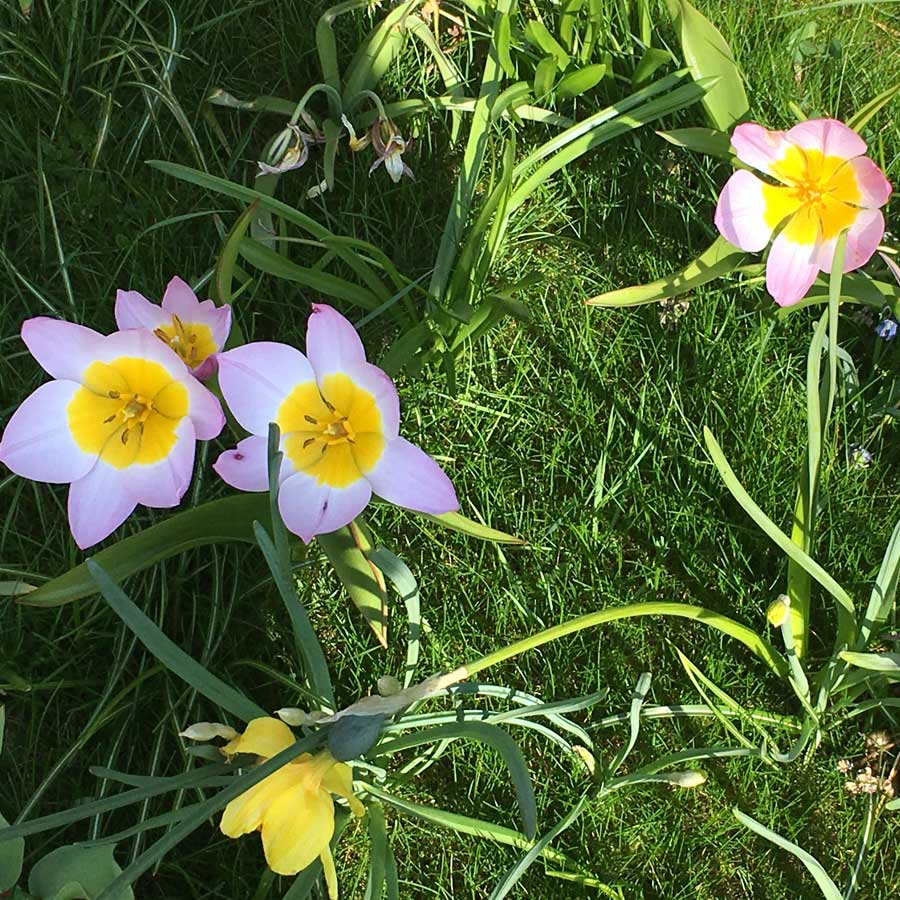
[
  {"left": 28, "top": 845, "right": 133, "bottom": 900},
  {"left": 666, "top": 0, "right": 749, "bottom": 130},
  {"left": 0, "top": 808, "right": 25, "bottom": 892},
  {"left": 18, "top": 494, "right": 271, "bottom": 608},
  {"left": 586, "top": 236, "right": 746, "bottom": 307}
]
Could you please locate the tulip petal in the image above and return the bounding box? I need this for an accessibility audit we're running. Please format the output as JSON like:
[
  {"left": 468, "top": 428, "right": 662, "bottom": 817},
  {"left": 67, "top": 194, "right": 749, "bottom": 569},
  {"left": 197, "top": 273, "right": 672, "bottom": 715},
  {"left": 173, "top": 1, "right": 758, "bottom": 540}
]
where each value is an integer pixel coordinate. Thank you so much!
[
  {"left": 842, "top": 157, "right": 892, "bottom": 209},
  {"left": 261, "top": 783, "right": 335, "bottom": 876},
  {"left": 714, "top": 170, "right": 777, "bottom": 252},
  {"left": 160, "top": 276, "right": 201, "bottom": 319},
  {"left": 785, "top": 118, "right": 866, "bottom": 161},
  {"left": 278, "top": 470, "right": 372, "bottom": 543},
  {"left": 218, "top": 342, "right": 315, "bottom": 435},
  {"left": 182, "top": 378, "right": 225, "bottom": 441},
  {"left": 213, "top": 435, "right": 271, "bottom": 492},
  {"left": 730, "top": 123, "right": 790, "bottom": 176},
  {"left": 21, "top": 318, "right": 105, "bottom": 382},
  {"left": 0, "top": 380, "right": 98, "bottom": 484},
  {"left": 223, "top": 717, "right": 296, "bottom": 759},
  {"left": 765, "top": 225, "right": 820, "bottom": 307},
  {"left": 121, "top": 417, "right": 195, "bottom": 508},
  {"left": 365, "top": 437, "right": 458, "bottom": 515},
  {"left": 815, "top": 208, "right": 885, "bottom": 275},
  {"left": 3, "top": 393, "right": 90, "bottom": 480},
  {"left": 96, "top": 328, "right": 188, "bottom": 381},
  {"left": 114, "top": 290, "right": 170, "bottom": 332},
  {"left": 306, "top": 304, "right": 366, "bottom": 379},
  {"left": 68, "top": 462, "right": 138, "bottom": 549}
]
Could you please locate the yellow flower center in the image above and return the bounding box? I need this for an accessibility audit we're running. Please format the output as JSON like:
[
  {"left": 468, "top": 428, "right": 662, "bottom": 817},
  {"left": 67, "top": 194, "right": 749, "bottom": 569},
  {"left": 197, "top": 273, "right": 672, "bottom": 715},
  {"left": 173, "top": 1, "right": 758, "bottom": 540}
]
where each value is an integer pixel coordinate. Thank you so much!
[
  {"left": 762, "top": 145, "right": 862, "bottom": 243},
  {"left": 153, "top": 314, "right": 216, "bottom": 369},
  {"left": 277, "top": 373, "right": 384, "bottom": 488},
  {"left": 67, "top": 356, "right": 188, "bottom": 468}
]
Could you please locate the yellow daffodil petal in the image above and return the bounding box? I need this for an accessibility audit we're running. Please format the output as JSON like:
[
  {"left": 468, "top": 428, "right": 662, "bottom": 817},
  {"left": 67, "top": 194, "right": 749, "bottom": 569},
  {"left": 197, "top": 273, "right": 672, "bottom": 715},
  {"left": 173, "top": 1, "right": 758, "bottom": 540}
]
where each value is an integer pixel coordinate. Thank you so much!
[
  {"left": 222, "top": 717, "right": 296, "bottom": 759},
  {"left": 220, "top": 765, "right": 301, "bottom": 838},
  {"left": 321, "top": 762, "right": 365, "bottom": 818},
  {"left": 260, "top": 782, "right": 335, "bottom": 876}
]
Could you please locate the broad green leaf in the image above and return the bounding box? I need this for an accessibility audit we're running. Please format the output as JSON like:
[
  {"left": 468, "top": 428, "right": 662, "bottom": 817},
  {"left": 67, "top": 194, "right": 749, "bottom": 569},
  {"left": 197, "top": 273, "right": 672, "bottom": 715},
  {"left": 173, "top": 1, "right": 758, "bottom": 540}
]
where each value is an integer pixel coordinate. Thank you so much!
[
  {"left": 556, "top": 63, "right": 607, "bottom": 98},
  {"left": 368, "top": 547, "right": 420, "bottom": 687},
  {"left": 318, "top": 522, "right": 388, "bottom": 647},
  {"left": 378, "top": 323, "right": 434, "bottom": 376},
  {"left": 88, "top": 561, "right": 267, "bottom": 722},
  {"left": 532, "top": 55, "right": 558, "bottom": 98},
  {"left": 365, "top": 802, "right": 389, "bottom": 900},
  {"left": 19, "top": 494, "right": 270, "bottom": 608},
  {"left": 733, "top": 810, "right": 842, "bottom": 900},
  {"left": 586, "top": 237, "right": 745, "bottom": 306},
  {"left": 632, "top": 47, "right": 672, "bottom": 86},
  {"left": 523, "top": 20, "right": 571, "bottom": 70},
  {"left": 839, "top": 651, "right": 900, "bottom": 673},
  {"left": 375, "top": 722, "right": 537, "bottom": 838},
  {"left": 239, "top": 238, "right": 382, "bottom": 311},
  {"left": 666, "top": 0, "right": 749, "bottom": 130},
  {"left": 857, "top": 518, "right": 900, "bottom": 649},
  {"left": 341, "top": 0, "right": 420, "bottom": 103},
  {"left": 0, "top": 809, "right": 24, "bottom": 892},
  {"left": 495, "top": 11, "right": 515, "bottom": 77},
  {"left": 704, "top": 427, "right": 857, "bottom": 646},
  {"left": 417, "top": 510, "right": 524, "bottom": 544},
  {"left": 28, "top": 845, "right": 133, "bottom": 900},
  {"left": 780, "top": 272, "right": 900, "bottom": 317},
  {"left": 656, "top": 126, "right": 732, "bottom": 158}
]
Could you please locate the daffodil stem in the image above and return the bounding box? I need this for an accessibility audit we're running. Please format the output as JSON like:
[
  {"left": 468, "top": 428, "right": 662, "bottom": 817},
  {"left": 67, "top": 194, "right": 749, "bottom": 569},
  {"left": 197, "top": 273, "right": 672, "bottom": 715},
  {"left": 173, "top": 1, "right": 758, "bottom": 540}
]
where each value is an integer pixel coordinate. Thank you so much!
[
  {"left": 459, "top": 602, "right": 789, "bottom": 680},
  {"left": 346, "top": 89, "right": 388, "bottom": 122},
  {"left": 290, "top": 83, "right": 344, "bottom": 125}
]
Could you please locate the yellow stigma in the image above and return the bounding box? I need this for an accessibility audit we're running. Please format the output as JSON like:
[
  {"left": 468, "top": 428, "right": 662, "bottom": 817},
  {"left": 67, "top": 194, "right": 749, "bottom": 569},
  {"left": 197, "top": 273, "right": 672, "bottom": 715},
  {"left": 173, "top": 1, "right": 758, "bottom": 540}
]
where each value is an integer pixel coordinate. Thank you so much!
[
  {"left": 277, "top": 374, "right": 384, "bottom": 488},
  {"left": 154, "top": 313, "right": 216, "bottom": 369},
  {"left": 67, "top": 357, "right": 188, "bottom": 468}
]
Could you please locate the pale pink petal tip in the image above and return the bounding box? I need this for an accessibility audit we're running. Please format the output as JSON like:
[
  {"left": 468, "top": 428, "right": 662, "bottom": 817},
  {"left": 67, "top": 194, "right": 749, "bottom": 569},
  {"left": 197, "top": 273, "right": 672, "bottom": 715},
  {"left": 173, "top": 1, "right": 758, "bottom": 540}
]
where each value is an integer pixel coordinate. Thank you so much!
[
  {"left": 714, "top": 170, "right": 772, "bottom": 253},
  {"left": 115, "top": 290, "right": 169, "bottom": 332},
  {"left": 785, "top": 118, "right": 866, "bottom": 160},
  {"left": 278, "top": 474, "right": 372, "bottom": 544},
  {"left": 306, "top": 304, "right": 367, "bottom": 375},
  {"left": 730, "top": 122, "right": 788, "bottom": 174},
  {"left": 766, "top": 231, "right": 820, "bottom": 307},
  {"left": 68, "top": 464, "right": 137, "bottom": 550}
]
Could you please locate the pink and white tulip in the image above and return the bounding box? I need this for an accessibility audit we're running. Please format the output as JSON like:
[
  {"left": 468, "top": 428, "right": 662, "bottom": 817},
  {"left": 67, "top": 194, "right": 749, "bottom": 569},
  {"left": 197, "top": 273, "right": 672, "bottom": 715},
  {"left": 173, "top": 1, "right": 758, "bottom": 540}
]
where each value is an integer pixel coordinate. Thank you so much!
[
  {"left": 0, "top": 318, "right": 225, "bottom": 549},
  {"left": 714, "top": 118, "right": 891, "bottom": 306},
  {"left": 115, "top": 276, "right": 231, "bottom": 380},
  {"left": 213, "top": 304, "right": 458, "bottom": 542}
]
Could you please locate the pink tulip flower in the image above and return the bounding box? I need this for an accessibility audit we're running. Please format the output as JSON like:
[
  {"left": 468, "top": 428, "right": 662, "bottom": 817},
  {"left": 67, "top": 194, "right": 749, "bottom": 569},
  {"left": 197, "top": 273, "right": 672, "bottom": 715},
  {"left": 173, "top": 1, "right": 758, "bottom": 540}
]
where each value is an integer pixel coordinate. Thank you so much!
[
  {"left": 0, "top": 319, "right": 225, "bottom": 548},
  {"left": 213, "top": 304, "right": 457, "bottom": 542},
  {"left": 715, "top": 119, "right": 891, "bottom": 306},
  {"left": 115, "top": 276, "right": 231, "bottom": 380}
]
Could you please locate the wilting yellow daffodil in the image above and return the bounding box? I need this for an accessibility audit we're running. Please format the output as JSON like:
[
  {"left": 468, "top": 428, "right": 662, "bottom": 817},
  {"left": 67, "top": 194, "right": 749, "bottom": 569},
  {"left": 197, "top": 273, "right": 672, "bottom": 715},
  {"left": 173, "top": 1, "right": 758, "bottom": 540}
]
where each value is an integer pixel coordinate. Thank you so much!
[{"left": 220, "top": 718, "right": 364, "bottom": 897}]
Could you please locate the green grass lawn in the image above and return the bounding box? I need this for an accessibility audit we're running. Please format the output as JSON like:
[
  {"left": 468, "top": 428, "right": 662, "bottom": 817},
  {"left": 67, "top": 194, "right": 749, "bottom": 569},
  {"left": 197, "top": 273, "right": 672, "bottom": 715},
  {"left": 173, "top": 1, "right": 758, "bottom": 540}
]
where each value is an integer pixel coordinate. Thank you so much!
[{"left": 2, "top": 0, "right": 900, "bottom": 897}]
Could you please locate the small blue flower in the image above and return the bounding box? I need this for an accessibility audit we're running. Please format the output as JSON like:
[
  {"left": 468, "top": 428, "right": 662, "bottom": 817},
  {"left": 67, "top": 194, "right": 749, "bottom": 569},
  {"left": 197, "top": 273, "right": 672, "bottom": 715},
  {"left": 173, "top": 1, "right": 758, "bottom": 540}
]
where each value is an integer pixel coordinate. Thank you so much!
[
  {"left": 849, "top": 444, "right": 873, "bottom": 469},
  {"left": 875, "top": 318, "right": 898, "bottom": 341}
]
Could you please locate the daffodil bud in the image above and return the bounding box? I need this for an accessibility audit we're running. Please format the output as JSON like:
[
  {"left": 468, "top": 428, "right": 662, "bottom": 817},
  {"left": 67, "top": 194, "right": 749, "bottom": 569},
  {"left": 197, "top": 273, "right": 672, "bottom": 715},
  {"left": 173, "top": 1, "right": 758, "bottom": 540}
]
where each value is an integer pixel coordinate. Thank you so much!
[
  {"left": 275, "top": 707, "right": 313, "bottom": 727},
  {"left": 179, "top": 722, "right": 238, "bottom": 742},
  {"left": 668, "top": 770, "right": 707, "bottom": 788},
  {"left": 766, "top": 594, "right": 791, "bottom": 628}
]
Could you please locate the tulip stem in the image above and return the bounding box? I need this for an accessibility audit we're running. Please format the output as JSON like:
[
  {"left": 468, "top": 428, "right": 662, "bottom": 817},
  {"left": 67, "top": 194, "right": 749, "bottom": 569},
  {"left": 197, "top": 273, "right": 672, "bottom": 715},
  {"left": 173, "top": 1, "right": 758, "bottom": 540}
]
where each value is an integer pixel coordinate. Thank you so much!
[
  {"left": 290, "top": 83, "right": 344, "bottom": 125},
  {"left": 346, "top": 88, "right": 388, "bottom": 122}
]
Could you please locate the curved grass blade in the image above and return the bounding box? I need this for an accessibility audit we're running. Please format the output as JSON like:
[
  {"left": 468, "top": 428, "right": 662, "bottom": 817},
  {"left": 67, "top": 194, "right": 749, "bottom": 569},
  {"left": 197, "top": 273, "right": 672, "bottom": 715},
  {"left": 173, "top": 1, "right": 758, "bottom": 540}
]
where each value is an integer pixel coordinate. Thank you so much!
[
  {"left": 857, "top": 517, "right": 900, "bottom": 649},
  {"left": 733, "top": 809, "right": 842, "bottom": 900},
  {"left": 18, "top": 494, "right": 271, "bottom": 608},
  {"left": 374, "top": 722, "right": 537, "bottom": 838},
  {"left": 368, "top": 547, "right": 420, "bottom": 687},
  {"left": 703, "top": 427, "right": 856, "bottom": 645},
  {"left": 87, "top": 561, "right": 267, "bottom": 722}
]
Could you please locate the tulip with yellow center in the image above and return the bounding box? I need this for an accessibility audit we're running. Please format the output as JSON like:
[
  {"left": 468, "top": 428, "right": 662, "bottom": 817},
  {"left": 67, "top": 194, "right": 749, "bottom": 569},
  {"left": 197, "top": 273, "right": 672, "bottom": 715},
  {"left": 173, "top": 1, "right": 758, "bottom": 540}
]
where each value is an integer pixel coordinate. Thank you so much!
[
  {"left": 715, "top": 118, "right": 891, "bottom": 306},
  {"left": 0, "top": 318, "right": 224, "bottom": 548},
  {"left": 213, "top": 304, "right": 457, "bottom": 542},
  {"left": 115, "top": 276, "right": 232, "bottom": 380},
  {"left": 220, "top": 718, "right": 364, "bottom": 897}
]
